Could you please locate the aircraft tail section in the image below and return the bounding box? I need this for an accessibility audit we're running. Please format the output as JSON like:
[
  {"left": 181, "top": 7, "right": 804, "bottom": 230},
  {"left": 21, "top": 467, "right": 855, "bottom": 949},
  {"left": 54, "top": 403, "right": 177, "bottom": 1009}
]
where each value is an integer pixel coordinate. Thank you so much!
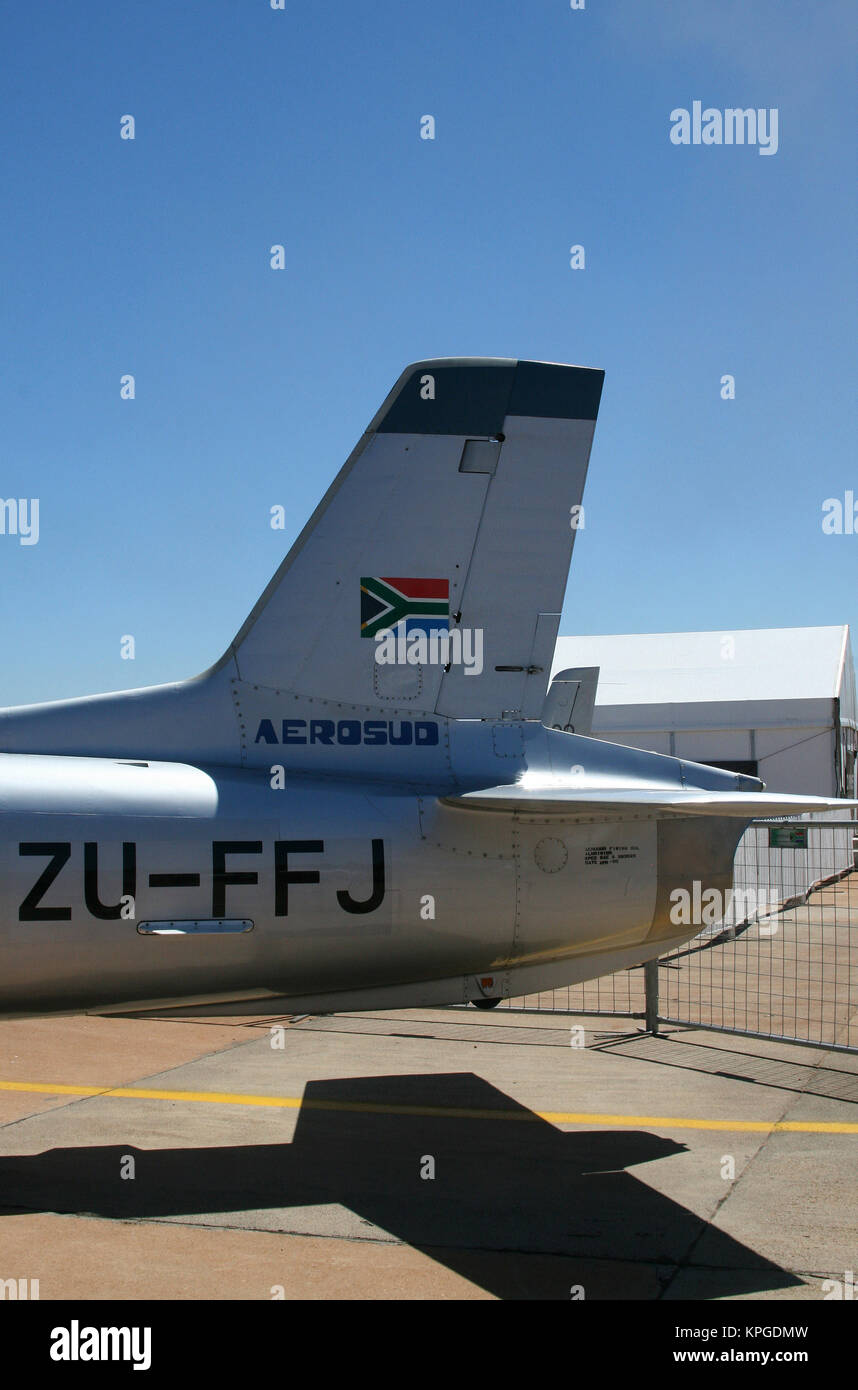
[
  {"left": 227, "top": 358, "right": 603, "bottom": 721},
  {"left": 0, "top": 358, "right": 603, "bottom": 765}
]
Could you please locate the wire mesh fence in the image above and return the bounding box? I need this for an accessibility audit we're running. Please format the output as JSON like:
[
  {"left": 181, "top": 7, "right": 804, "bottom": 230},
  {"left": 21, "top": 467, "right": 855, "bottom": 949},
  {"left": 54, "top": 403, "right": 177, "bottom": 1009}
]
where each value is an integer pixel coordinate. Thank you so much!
[{"left": 504, "top": 819, "right": 858, "bottom": 1054}]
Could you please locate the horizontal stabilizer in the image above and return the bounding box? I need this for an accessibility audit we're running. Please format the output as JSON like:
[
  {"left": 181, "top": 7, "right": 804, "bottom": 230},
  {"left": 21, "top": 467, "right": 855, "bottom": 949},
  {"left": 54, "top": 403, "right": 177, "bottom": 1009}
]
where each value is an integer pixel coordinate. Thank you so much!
[{"left": 441, "top": 785, "right": 858, "bottom": 820}]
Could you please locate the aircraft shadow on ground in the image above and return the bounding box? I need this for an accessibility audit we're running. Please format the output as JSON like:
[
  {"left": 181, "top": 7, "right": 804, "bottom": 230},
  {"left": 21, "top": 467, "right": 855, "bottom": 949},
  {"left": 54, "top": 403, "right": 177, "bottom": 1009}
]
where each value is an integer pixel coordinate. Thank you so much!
[{"left": 0, "top": 1072, "right": 799, "bottom": 1300}]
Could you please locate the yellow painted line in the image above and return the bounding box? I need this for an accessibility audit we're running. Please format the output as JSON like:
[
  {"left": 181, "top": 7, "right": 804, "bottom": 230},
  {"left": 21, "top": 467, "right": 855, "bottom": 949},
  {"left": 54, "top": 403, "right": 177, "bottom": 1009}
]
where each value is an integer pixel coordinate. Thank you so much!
[
  {"left": 1, "top": 1078, "right": 857, "bottom": 1134},
  {"left": 539, "top": 1112, "right": 858, "bottom": 1135},
  {"left": 0, "top": 1080, "right": 302, "bottom": 1108}
]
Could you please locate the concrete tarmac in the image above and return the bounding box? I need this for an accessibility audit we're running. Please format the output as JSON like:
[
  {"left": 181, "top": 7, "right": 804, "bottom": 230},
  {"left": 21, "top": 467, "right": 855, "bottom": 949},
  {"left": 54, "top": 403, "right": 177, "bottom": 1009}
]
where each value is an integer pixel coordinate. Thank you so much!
[{"left": 0, "top": 1007, "right": 856, "bottom": 1300}]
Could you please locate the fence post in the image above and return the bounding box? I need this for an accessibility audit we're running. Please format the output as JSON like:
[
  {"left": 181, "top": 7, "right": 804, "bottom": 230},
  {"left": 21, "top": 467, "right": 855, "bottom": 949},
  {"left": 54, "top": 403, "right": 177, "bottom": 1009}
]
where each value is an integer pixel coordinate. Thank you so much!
[{"left": 644, "top": 958, "right": 659, "bottom": 1035}]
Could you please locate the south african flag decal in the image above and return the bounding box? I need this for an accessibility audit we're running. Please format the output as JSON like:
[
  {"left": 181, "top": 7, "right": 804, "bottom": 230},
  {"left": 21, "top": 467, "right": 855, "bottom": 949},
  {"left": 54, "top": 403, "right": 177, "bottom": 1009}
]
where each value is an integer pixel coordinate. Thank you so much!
[{"left": 360, "top": 577, "right": 450, "bottom": 639}]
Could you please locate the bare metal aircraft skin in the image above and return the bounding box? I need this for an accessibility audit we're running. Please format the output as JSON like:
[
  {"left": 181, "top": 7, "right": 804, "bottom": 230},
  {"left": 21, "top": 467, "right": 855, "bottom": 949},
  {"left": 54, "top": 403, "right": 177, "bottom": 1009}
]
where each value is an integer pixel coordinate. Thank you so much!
[{"left": 0, "top": 359, "right": 849, "bottom": 1017}]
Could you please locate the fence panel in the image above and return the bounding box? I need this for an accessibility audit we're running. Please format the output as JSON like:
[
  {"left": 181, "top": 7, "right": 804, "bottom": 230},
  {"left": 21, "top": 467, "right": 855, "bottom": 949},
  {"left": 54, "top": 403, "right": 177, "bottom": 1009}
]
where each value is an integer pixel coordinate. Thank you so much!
[{"left": 503, "top": 819, "right": 858, "bottom": 1054}]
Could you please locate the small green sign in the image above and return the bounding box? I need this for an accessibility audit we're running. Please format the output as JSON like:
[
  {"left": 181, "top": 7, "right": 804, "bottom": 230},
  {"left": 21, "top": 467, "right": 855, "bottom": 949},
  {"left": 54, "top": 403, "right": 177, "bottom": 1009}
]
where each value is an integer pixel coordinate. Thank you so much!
[{"left": 769, "top": 827, "right": 808, "bottom": 849}]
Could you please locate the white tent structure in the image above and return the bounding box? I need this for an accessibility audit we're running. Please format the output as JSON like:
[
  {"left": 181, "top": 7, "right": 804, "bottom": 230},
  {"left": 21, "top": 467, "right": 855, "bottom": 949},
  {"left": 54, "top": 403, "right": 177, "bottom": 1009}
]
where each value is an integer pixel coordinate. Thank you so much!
[{"left": 551, "top": 625, "right": 857, "bottom": 798}]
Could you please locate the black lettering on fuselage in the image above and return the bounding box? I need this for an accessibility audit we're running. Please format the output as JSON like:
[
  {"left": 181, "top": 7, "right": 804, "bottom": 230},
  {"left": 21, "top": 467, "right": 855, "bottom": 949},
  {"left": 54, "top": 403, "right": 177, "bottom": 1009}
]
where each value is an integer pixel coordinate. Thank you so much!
[
  {"left": 308, "top": 720, "right": 335, "bottom": 745},
  {"left": 337, "top": 838, "right": 386, "bottom": 915},
  {"left": 84, "top": 841, "right": 137, "bottom": 920},
  {"left": 211, "top": 841, "right": 262, "bottom": 915},
  {"left": 253, "top": 718, "right": 440, "bottom": 747},
  {"left": 274, "top": 840, "right": 324, "bottom": 916},
  {"left": 19, "top": 843, "right": 72, "bottom": 921},
  {"left": 17, "top": 837, "right": 387, "bottom": 922}
]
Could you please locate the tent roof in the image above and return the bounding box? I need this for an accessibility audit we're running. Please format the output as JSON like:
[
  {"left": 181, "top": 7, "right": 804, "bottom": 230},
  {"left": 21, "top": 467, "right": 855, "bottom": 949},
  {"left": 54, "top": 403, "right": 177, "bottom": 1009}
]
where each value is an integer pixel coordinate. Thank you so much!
[{"left": 552, "top": 626, "right": 852, "bottom": 708}]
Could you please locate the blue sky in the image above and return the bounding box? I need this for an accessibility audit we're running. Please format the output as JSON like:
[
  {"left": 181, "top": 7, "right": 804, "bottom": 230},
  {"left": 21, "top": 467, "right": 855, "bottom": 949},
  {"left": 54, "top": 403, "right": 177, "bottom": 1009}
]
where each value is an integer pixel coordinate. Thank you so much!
[{"left": 1, "top": 0, "right": 855, "bottom": 705}]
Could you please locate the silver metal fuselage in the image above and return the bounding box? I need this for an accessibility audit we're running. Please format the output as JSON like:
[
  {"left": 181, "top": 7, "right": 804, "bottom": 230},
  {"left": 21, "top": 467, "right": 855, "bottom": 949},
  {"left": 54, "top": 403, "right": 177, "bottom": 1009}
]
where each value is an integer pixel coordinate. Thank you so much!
[{"left": 0, "top": 720, "right": 744, "bottom": 1016}]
